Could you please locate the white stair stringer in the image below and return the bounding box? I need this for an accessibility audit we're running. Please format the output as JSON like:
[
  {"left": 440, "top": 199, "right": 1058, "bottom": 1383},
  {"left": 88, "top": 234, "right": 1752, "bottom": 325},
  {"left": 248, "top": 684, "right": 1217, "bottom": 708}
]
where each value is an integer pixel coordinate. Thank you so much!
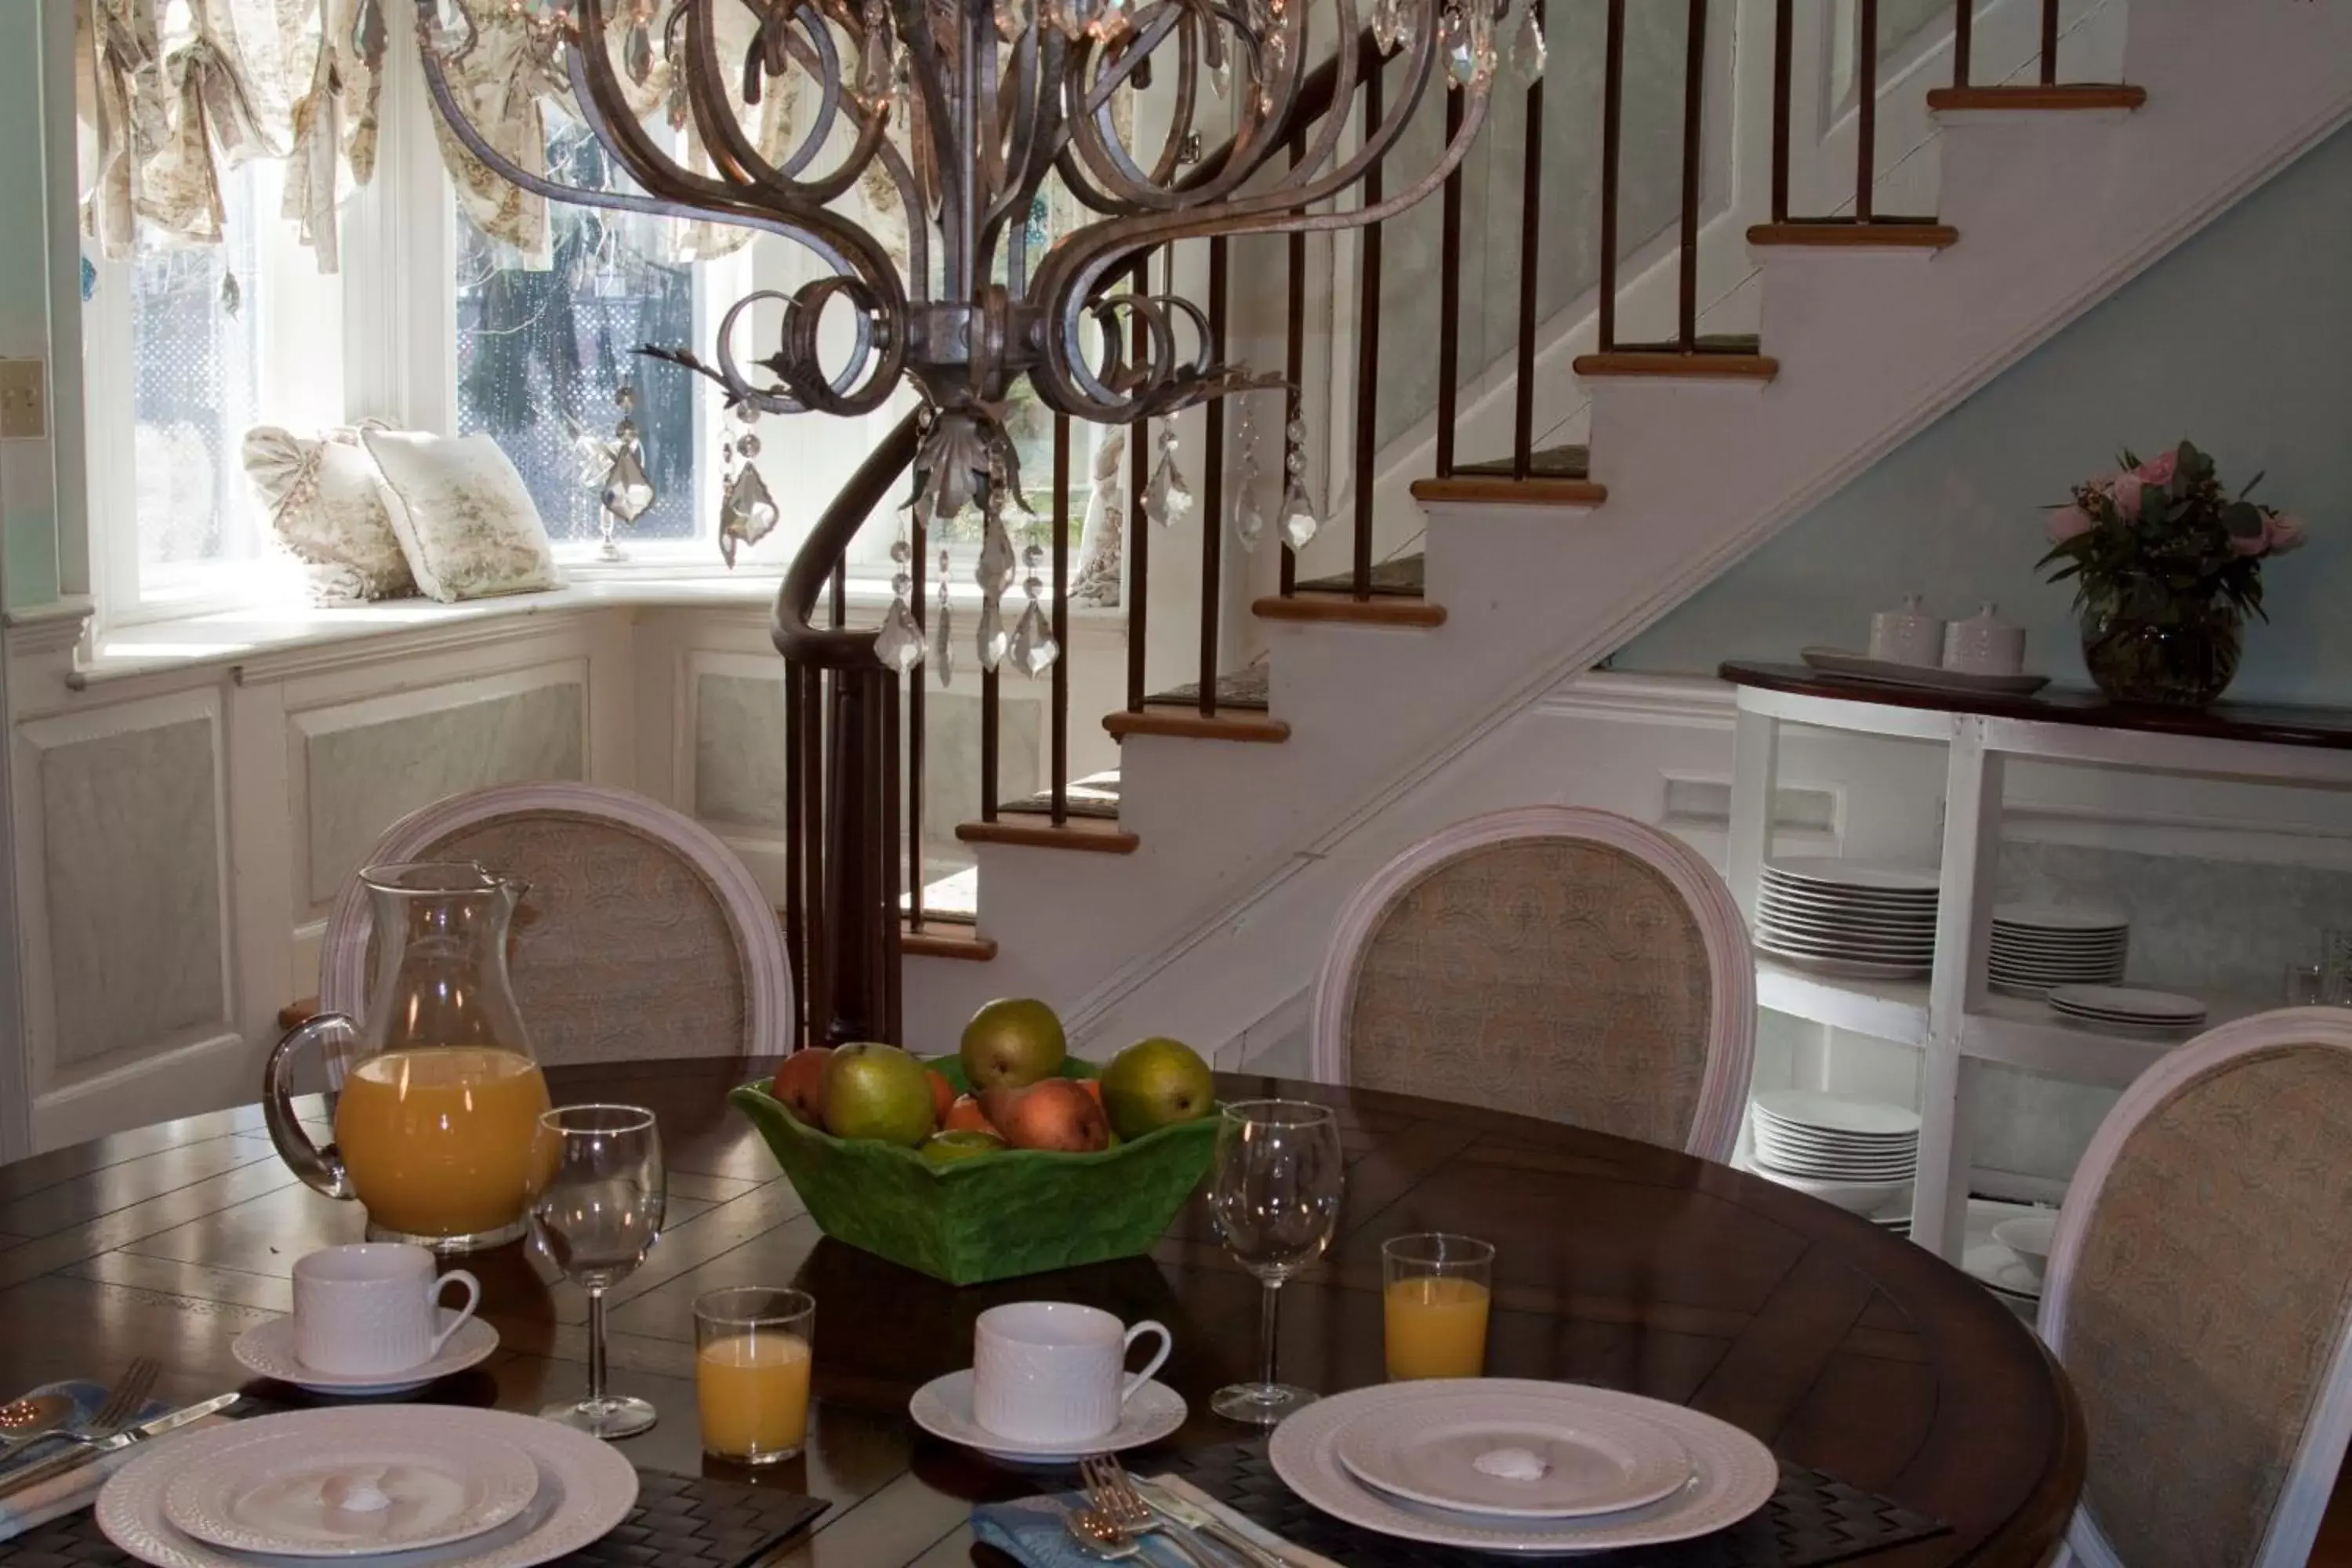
[{"left": 903, "top": 0, "right": 2352, "bottom": 1058}]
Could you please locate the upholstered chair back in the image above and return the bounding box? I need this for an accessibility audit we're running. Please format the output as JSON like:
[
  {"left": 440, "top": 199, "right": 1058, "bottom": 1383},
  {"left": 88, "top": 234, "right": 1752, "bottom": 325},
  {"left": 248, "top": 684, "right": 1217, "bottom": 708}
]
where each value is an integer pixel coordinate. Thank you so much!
[
  {"left": 2041, "top": 1009, "right": 2352, "bottom": 1568},
  {"left": 1310, "top": 807, "right": 1753, "bottom": 1160},
  {"left": 320, "top": 782, "right": 791, "bottom": 1065}
]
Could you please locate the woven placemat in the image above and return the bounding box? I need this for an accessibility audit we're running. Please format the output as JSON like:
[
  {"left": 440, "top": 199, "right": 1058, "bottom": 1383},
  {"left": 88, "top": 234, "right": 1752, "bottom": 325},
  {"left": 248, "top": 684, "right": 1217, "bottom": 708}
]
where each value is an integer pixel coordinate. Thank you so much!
[
  {"left": 1161, "top": 1439, "right": 1950, "bottom": 1567},
  {"left": 0, "top": 1465, "right": 826, "bottom": 1568}
]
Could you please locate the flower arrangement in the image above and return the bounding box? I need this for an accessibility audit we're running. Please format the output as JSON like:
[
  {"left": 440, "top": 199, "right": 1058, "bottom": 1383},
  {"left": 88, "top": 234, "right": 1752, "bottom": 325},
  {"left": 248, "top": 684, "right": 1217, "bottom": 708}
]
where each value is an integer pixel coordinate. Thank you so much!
[
  {"left": 2042, "top": 440, "right": 2307, "bottom": 706},
  {"left": 2042, "top": 439, "right": 2305, "bottom": 623}
]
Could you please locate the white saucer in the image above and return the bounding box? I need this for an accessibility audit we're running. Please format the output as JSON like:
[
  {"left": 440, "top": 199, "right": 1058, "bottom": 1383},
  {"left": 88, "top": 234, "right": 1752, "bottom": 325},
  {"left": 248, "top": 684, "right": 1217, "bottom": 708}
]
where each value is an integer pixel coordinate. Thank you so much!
[
  {"left": 1963, "top": 1239, "right": 2045, "bottom": 1301},
  {"left": 233, "top": 1312, "right": 499, "bottom": 1396},
  {"left": 908, "top": 1370, "right": 1187, "bottom": 1465}
]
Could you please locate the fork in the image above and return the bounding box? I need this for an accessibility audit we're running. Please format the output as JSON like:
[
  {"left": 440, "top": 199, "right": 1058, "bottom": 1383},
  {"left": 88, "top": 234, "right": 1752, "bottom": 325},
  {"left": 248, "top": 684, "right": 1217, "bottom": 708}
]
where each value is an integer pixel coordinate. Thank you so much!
[
  {"left": 2, "top": 1359, "right": 160, "bottom": 1462},
  {"left": 1080, "top": 1454, "right": 1216, "bottom": 1568}
]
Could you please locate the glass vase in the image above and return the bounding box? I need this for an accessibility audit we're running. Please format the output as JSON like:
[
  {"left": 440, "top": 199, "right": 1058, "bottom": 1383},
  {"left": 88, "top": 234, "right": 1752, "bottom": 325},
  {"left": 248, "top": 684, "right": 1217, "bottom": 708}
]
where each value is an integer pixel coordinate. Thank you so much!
[{"left": 2079, "top": 600, "right": 2242, "bottom": 710}]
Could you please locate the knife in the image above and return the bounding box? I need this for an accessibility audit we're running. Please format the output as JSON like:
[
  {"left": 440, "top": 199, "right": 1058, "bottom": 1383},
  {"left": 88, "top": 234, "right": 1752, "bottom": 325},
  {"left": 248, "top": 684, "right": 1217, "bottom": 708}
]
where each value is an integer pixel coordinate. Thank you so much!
[
  {"left": 1132, "top": 1476, "right": 1312, "bottom": 1568},
  {"left": 0, "top": 1392, "right": 241, "bottom": 1503}
]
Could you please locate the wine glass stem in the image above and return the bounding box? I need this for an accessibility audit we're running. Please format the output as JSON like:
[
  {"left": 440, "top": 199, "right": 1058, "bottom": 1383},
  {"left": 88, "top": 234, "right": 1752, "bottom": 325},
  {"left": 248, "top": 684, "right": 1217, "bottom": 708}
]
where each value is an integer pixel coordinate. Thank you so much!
[
  {"left": 1258, "top": 1278, "right": 1283, "bottom": 1390},
  {"left": 586, "top": 1287, "right": 608, "bottom": 1405}
]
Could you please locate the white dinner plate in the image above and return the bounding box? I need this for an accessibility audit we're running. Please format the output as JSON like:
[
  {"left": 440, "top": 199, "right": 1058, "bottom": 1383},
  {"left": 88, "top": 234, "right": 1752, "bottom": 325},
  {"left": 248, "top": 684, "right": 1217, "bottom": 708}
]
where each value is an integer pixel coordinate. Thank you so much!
[
  {"left": 1753, "top": 1091, "right": 1921, "bottom": 1138},
  {"left": 1992, "top": 903, "right": 2129, "bottom": 932},
  {"left": 1738, "top": 1163, "right": 1913, "bottom": 1217},
  {"left": 1269, "top": 1380, "right": 1778, "bottom": 1555},
  {"left": 1753, "top": 1126, "right": 1918, "bottom": 1158},
  {"left": 1762, "top": 857, "right": 1942, "bottom": 895},
  {"left": 1758, "top": 890, "right": 1940, "bottom": 919},
  {"left": 234, "top": 1314, "right": 498, "bottom": 1397},
  {"left": 162, "top": 1416, "right": 540, "bottom": 1558},
  {"left": 1964, "top": 1239, "right": 2045, "bottom": 1301},
  {"left": 2045, "top": 985, "right": 2205, "bottom": 1020},
  {"left": 908, "top": 1370, "right": 1186, "bottom": 1465},
  {"left": 1332, "top": 1389, "right": 1691, "bottom": 1519},
  {"left": 1755, "top": 915, "right": 1937, "bottom": 945},
  {"left": 1800, "top": 648, "right": 2051, "bottom": 696},
  {"left": 1754, "top": 945, "right": 1932, "bottom": 981},
  {"left": 99, "top": 1407, "right": 637, "bottom": 1568},
  {"left": 1756, "top": 901, "right": 1939, "bottom": 931},
  {"left": 1751, "top": 1110, "right": 1919, "bottom": 1142}
]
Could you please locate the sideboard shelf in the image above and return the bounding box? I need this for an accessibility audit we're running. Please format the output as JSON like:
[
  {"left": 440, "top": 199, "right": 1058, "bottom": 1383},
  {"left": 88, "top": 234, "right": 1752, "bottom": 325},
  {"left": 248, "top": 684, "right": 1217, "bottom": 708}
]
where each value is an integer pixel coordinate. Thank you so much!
[{"left": 1722, "top": 661, "right": 2352, "bottom": 1261}]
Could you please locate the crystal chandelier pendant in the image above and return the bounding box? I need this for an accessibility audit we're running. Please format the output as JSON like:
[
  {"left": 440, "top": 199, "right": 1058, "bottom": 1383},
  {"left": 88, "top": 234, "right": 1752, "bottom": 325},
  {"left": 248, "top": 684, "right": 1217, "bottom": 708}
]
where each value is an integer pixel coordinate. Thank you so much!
[
  {"left": 876, "top": 540, "right": 926, "bottom": 671},
  {"left": 1232, "top": 398, "right": 1265, "bottom": 552},
  {"left": 1371, "top": 0, "right": 1401, "bottom": 53},
  {"left": 1008, "top": 547, "right": 1059, "bottom": 675},
  {"left": 852, "top": 0, "right": 893, "bottom": 114},
  {"left": 977, "top": 595, "right": 1009, "bottom": 672},
  {"left": 1509, "top": 0, "right": 1546, "bottom": 82},
  {"left": 1146, "top": 426, "right": 1194, "bottom": 527},
  {"left": 975, "top": 505, "right": 1017, "bottom": 597},
  {"left": 932, "top": 548, "right": 956, "bottom": 686},
  {"left": 599, "top": 445, "right": 655, "bottom": 524},
  {"left": 994, "top": 0, "right": 1024, "bottom": 42},
  {"left": 725, "top": 463, "right": 779, "bottom": 535},
  {"left": 1279, "top": 477, "right": 1319, "bottom": 551},
  {"left": 624, "top": 11, "right": 655, "bottom": 83}
]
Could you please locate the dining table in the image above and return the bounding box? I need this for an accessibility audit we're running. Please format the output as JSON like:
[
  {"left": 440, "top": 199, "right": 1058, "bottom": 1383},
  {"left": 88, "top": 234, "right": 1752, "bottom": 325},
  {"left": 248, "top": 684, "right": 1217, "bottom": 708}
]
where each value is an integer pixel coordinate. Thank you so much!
[{"left": 0, "top": 1056, "right": 2083, "bottom": 1566}]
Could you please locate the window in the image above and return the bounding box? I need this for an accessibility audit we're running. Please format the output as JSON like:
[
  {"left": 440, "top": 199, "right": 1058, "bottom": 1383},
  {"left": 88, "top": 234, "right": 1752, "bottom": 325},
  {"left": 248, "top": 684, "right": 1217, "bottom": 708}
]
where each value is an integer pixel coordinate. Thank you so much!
[{"left": 455, "top": 122, "right": 702, "bottom": 548}]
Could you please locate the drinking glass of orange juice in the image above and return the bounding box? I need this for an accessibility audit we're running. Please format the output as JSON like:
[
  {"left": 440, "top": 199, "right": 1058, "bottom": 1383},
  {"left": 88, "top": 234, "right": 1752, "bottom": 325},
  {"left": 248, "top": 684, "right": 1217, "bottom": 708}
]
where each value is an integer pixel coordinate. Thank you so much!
[
  {"left": 1382, "top": 1233, "right": 1494, "bottom": 1381},
  {"left": 695, "top": 1287, "right": 815, "bottom": 1465}
]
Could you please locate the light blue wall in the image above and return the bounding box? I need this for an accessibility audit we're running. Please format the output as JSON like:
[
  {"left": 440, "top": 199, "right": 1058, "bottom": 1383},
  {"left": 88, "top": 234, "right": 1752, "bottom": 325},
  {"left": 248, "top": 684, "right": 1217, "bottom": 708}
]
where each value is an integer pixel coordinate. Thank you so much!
[{"left": 1617, "top": 122, "right": 2352, "bottom": 707}]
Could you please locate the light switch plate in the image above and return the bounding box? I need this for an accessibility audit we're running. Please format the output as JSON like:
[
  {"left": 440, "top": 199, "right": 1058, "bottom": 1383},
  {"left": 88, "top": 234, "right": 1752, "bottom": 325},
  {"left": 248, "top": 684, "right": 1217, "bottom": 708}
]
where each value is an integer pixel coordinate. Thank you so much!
[{"left": 0, "top": 359, "right": 45, "bottom": 440}]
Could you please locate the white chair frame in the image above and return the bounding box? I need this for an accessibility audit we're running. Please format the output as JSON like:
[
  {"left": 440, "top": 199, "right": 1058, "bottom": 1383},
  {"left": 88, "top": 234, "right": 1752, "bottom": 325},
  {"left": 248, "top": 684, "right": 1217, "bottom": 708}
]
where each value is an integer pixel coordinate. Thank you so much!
[
  {"left": 318, "top": 780, "right": 793, "bottom": 1056},
  {"left": 1308, "top": 805, "right": 1755, "bottom": 1161},
  {"left": 2038, "top": 1007, "right": 2352, "bottom": 1568}
]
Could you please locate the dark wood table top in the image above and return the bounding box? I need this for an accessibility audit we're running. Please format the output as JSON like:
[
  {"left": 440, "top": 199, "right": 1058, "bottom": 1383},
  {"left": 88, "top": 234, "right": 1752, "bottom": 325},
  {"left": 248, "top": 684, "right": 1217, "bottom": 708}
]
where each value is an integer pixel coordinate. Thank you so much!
[
  {"left": 0, "top": 1058, "right": 2082, "bottom": 1566},
  {"left": 1721, "top": 659, "right": 2352, "bottom": 750}
]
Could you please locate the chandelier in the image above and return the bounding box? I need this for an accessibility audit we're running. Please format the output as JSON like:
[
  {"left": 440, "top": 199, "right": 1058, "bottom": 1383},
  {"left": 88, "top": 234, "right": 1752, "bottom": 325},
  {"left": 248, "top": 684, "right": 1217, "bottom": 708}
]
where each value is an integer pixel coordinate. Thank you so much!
[{"left": 412, "top": 0, "right": 1528, "bottom": 665}]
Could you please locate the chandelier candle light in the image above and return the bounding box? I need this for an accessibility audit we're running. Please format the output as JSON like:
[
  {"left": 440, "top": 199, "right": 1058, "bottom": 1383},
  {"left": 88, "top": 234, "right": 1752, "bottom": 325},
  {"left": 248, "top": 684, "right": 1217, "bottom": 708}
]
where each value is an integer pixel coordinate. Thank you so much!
[{"left": 411, "top": 0, "right": 1526, "bottom": 670}]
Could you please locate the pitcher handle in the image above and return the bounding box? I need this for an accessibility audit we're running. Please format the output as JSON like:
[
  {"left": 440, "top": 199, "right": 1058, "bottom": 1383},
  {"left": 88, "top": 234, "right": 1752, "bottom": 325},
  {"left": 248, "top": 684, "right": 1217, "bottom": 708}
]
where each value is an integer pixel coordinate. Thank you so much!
[{"left": 263, "top": 1014, "right": 361, "bottom": 1200}]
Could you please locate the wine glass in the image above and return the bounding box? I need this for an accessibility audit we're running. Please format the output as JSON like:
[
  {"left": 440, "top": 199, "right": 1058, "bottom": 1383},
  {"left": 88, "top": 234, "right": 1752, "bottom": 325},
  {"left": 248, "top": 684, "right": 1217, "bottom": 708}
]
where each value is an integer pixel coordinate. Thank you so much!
[
  {"left": 1208, "top": 1098, "right": 1345, "bottom": 1425},
  {"left": 531, "top": 1104, "right": 666, "bottom": 1438}
]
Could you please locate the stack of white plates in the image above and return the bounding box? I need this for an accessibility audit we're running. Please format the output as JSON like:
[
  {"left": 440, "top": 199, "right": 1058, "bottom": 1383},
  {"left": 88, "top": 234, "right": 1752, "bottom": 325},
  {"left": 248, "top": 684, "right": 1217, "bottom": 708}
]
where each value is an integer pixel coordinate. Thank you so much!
[
  {"left": 1267, "top": 1379, "right": 1780, "bottom": 1554},
  {"left": 1988, "top": 904, "right": 2129, "bottom": 995},
  {"left": 1754, "top": 859, "right": 1939, "bottom": 979},
  {"left": 94, "top": 1404, "right": 639, "bottom": 1568},
  {"left": 2046, "top": 985, "right": 2208, "bottom": 1033},
  {"left": 1749, "top": 1090, "right": 1920, "bottom": 1188}
]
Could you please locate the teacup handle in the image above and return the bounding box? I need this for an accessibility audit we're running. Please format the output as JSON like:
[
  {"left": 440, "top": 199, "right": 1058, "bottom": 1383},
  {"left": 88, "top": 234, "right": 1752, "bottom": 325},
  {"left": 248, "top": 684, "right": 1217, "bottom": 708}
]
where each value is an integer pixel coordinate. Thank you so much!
[
  {"left": 1120, "top": 1320, "right": 1172, "bottom": 1403},
  {"left": 426, "top": 1269, "right": 481, "bottom": 1356}
]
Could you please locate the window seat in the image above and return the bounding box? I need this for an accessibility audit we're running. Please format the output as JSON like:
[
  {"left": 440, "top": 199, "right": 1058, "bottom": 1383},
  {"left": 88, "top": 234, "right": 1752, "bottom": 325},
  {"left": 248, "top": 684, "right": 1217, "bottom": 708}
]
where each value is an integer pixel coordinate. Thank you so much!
[{"left": 59, "top": 572, "right": 1121, "bottom": 688}]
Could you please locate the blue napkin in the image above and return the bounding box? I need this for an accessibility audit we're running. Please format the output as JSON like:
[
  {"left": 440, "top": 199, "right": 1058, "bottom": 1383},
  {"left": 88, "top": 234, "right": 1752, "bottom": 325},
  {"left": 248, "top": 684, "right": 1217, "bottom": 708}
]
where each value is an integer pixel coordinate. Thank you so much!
[
  {"left": 0, "top": 1380, "right": 176, "bottom": 1542},
  {"left": 971, "top": 1491, "right": 1193, "bottom": 1566}
]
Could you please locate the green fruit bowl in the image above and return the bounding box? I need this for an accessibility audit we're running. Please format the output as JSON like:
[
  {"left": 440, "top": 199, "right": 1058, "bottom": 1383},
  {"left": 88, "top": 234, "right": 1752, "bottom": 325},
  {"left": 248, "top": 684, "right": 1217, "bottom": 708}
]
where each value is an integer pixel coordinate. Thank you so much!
[{"left": 730, "top": 1055, "right": 1219, "bottom": 1286}]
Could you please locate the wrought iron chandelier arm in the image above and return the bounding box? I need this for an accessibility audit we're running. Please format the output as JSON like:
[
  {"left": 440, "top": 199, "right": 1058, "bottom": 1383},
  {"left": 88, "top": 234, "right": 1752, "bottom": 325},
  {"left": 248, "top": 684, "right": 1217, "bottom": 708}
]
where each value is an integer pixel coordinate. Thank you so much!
[
  {"left": 888, "top": 0, "right": 975, "bottom": 294},
  {"left": 684, "top": 0, "right": 891, "bottom": 207},
  {"left": 982, "top": 24, "right": 1059, "bottom": 238}
]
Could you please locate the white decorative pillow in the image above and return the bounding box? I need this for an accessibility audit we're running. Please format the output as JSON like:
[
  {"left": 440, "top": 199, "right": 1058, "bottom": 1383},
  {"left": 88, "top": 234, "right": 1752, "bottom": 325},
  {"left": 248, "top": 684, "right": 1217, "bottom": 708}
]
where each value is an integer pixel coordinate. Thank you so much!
[
  {"left": 241, "top": 426, "right": 418, "bottom": 604},
  {"left": 361, "top": 430, "right": 566, "bottom": 603}
]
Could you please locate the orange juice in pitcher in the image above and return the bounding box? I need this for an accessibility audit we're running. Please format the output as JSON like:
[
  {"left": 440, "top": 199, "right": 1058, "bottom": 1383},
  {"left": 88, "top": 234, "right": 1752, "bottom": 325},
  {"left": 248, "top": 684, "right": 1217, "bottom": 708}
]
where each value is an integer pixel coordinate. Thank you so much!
[{"left": 266, "top": 863, "right": 550, "bottom": 1253}]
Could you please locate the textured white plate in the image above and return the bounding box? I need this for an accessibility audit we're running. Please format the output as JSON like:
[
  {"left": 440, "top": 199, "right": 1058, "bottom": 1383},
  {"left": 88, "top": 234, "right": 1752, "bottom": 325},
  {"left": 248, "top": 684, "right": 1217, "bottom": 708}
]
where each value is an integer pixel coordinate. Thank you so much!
[
  {"left": 909, "top": 1370, "right": 1186, "bottom": 1464},
  {"left": 1762, "top": 857, "right": 1941, "bottom": 895},
  {"left": 234, "top": 1313, "right": 497, "bottom": 1396},
  {"left": 163, "top": 1418, "right": 539, "bottom": 1558},
  {"left": 1964, "top": 1240, "right": 2045, "bottom": 1301},
  {"left": 2046, "top": 985, "right": 2205, "bottom": 1020},
  {"left": 1991, "top": 903, "right": 2129, "bottom": 932},
  {"left": 1752, "top": 1092, "right": 1921, "bottom": 1138},
  {"left": 1332, "top": 1390, "right": 1691, "bottom": 1520},
  {"left": 1754, "top": 919, "right": 1937, "bottom": 950},
  {"left": 1754, "top": 944, "right": 1931, "bottom": 981},
  {"left": 1270, "top": 1381, "right": 1777, "bottom": 1554},
  {"left": 99, "top": 1408, "right": 637, "bottom": 1568},
  {"left": 1737, "top": 1164, "right": 1912, "bottom": 1217},
  {"left": 1799, "top": 648, "right": 2050, "bottom": 696}
]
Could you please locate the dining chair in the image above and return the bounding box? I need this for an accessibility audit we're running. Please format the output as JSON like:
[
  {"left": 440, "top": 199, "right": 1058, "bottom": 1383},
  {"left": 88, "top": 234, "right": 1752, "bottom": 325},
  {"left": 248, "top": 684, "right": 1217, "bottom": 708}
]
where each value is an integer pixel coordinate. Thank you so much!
[
  {"left": 2038, "top": 1007, "right": 2352, "bottom": 1568},
  {"left": 318, "top": 780, "right": 792, "bottom": 1065},
  {"left": 1308, "top": 806, "right": 1754, "bottom": 1161}
]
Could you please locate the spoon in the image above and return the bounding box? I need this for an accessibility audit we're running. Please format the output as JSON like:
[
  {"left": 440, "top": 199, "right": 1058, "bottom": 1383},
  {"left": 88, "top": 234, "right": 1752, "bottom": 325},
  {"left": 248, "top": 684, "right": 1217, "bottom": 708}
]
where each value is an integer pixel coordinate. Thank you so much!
[
  {"left": 0, "top": 1394, "right": 74, "bottom": 1452},
  {"left": 1062, "top": 1506, "right": 1142, "bottom": 1561}
]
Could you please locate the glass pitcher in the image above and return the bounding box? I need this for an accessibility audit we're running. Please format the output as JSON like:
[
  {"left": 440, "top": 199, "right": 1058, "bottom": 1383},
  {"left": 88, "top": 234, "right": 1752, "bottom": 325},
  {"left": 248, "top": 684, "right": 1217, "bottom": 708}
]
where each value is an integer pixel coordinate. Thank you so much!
[{"left": 264, "top": 862, "right": 553, "bottom": 1254}]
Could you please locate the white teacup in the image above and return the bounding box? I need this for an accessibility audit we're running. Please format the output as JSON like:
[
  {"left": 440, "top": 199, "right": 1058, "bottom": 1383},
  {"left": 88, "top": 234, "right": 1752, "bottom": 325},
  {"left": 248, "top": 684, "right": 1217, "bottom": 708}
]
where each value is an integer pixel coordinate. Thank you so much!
[
  {"left": 971, "top": 1301, "right": 1172, "bottom": 1446},
  {"left": 292, "top": 1243, "right": 481, "bottom": 1377}
]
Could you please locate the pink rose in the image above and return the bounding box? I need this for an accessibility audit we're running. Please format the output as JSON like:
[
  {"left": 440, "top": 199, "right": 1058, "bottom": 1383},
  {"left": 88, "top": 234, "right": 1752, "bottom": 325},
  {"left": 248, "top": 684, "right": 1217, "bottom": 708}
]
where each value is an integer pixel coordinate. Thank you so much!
[
  {"left": 2046, "top": 505, "right": 2096, "bottom": 544},
  {"left": 2107, "top": 474, "right": 2143, "bottom": 522},
  {"left": 2267, "top": 510, "right": 2309, "bottom": 554},
  {"left": 2136, "top": 449, "right": 2178, "bottom": 485}
]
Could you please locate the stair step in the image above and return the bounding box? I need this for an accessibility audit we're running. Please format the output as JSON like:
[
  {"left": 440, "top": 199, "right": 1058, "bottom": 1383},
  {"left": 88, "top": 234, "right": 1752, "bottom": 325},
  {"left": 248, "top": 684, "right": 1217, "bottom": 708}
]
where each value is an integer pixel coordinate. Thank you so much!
[
  {"left": 956, "top": 815, "right": 1142, "bottom": 853},
  {"left": 1927, "top": 83, "right": 2147, "bottom": 113},
  {"left": 1574, "top": 347, "right": 1780, "bottom": 381},
  {"left": 1254, "top": 591, "right": 1447, "bottom": 628},
  {"left": 1748, "top": 220, "right": 1959, "bottom": 249},
  {"left": 1105, "top": 706, "right": 1290, "bottom": 743},
  {"left": 1454, "top": 445, "right": 1591, "bottom": 480},
  {"left": 902, "top": 920, "right": 997, "bottom": 962},
  {"left": 999, "top": 768, "right": 1123, "bottom": 820},
  {"left": 1297, "top": 555, "right": 1425, "bottom": 597},
  {"left": 1411, "top": 445, "right": 1607, "bottom": 506},
  {"left": 1146, "top": 666, "right": 1271, "bottom": 713}
]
